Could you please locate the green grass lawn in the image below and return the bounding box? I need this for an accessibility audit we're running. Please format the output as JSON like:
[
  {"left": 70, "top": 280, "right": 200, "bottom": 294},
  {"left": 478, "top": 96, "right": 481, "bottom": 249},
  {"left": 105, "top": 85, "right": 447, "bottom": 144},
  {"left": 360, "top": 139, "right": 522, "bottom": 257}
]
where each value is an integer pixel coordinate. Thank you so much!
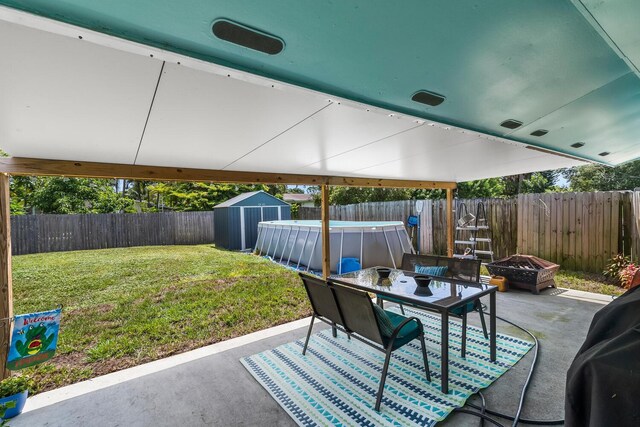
[
  {"left": 553, "top": 270, "right": 625, "bottom": 296},
  {"left": 13, "top": 245, "right": 311, "bottom": 393}
]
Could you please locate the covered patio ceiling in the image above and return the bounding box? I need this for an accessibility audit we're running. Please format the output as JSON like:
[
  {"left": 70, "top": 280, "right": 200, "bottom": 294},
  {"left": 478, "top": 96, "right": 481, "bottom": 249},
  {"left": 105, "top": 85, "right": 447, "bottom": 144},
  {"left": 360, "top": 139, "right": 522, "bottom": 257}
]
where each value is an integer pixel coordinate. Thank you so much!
[{"left": 7, "top": 1, "right": 640, "bottom": 183}]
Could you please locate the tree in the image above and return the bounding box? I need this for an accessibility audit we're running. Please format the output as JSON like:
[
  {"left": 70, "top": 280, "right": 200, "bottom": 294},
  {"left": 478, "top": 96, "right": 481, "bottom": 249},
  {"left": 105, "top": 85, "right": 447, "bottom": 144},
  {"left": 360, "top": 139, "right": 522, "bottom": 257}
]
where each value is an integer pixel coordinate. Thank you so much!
[
  {"left": 29, "top": 177, "right": 134, "bottom": 214},
  {"left": 307, "top": 171, "right": 562, "bottom": 206},
  {"left": 563, "top": 160, "right": 640, "bottom": 192},
  {"left": 147, "top": 182, "right": 285, "bottom": 211},
  {"left": 320, "top": 187, "right": 413, "bottom": 206},
  {"left": 502, "top": 171, "right": 561, "bottom": 196},
  {"left": 286, "top": 186, "right": 305, "bottom": 194},
  {"left": 9, "top": 176, "right": 35, "bottom": 215}
]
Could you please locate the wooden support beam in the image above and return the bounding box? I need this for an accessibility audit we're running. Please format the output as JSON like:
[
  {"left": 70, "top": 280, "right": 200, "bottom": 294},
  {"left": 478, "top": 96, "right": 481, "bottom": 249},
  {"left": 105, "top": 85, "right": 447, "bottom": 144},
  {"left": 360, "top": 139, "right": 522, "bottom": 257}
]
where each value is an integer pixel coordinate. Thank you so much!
[
  {"left": 321, "top": 184, "right": 331, "bottom": 279},
  {"left": 0, "top": 175, "right": 12, "bottom": 380},
  {"left": 0, "top": 157, "right": 457, "bottom": 190},
  {"left": 446, "top": 188, "right": 454, "bottom": 257}
]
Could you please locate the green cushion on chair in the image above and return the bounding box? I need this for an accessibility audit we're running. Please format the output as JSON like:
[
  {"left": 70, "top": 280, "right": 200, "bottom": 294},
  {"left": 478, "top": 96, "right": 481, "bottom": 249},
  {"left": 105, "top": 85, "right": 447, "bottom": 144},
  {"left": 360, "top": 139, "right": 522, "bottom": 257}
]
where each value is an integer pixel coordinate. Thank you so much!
[
  {"left": 372, "top": 304, "right": 395, "bottom": 337},
  {"left": 450, "top": 301, "right": 475, "bottom": 316},
  {"left": 385, "top": 311, "right": 421, "bottom": 349},
  {"left": 415, "top": 265, "right": 448, "bottom": 276},
  {"left": 373, "top": 305, "right": 421, "bottom": 349}
]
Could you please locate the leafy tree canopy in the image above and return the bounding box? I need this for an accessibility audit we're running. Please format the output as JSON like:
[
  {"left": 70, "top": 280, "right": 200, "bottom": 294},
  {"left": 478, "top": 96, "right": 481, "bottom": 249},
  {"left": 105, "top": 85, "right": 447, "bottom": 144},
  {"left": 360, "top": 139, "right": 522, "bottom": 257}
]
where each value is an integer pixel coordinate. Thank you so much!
[
  {"left": 562, "top": 160, "right": 640, "bottom": 192},
  {"left": 306, "top": 170, "right": 561, "bottom": 206},
  {"left": 286, "top": 186, "right": 305, "bottom": 194},
  {"left": 147, "top": 182, "right": 286, "bottom": 212},
  {"left": 27, "top": 177, "right": 134, "bottom": 214},
  {"left": 326, "top": 187, "right": 413, "bottom": 205}
]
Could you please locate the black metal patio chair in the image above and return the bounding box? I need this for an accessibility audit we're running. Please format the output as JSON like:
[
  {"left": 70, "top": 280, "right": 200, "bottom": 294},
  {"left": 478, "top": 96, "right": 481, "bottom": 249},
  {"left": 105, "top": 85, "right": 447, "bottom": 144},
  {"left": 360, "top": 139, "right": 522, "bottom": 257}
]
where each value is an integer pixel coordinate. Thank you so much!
[
  {"left": 300, "top": 273, "right": 431, "bottom": 411},
  {"left": 299, "top": 272, "right": 346, "bottom": 339}
]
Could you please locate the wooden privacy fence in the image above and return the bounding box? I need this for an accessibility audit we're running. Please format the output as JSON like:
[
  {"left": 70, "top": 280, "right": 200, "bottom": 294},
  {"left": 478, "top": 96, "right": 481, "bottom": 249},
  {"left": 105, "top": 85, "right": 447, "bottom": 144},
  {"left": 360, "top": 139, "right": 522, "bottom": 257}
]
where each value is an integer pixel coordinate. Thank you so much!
[
  {"left": 13, "top": 191, "right": 640, "bottom": 272},
  {"left": 298, "top": 191, "right": 640, "bottom": 273},
  {"left": 298, "top": 198, "right": 516, "bottom": 260},
  {"left": 517, "top": 192, "right": 633, "bottom": 272},
  {"left": 11, "top": 211, "right": 215, "bottom": 255}
]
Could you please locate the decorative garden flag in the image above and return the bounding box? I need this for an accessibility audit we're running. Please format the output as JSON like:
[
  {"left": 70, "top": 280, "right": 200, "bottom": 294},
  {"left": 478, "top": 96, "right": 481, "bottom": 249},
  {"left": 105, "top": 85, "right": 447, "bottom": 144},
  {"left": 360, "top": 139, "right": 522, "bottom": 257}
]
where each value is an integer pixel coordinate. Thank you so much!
[{"left": 8, "top": 308, "right": 62, "bottom": 370}]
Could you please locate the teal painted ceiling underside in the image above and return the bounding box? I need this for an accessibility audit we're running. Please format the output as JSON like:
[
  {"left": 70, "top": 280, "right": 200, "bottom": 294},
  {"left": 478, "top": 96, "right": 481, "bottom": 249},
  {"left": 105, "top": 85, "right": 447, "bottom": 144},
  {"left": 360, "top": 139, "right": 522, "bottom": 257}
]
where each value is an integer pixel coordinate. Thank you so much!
[{"left": 2, "top": 0, "right": 640, "bottom": 165}]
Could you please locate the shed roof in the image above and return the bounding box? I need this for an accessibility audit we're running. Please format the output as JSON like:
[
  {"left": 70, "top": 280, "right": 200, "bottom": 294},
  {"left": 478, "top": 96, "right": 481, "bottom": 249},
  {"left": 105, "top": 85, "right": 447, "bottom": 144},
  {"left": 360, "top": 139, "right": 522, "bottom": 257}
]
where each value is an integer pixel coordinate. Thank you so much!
[
  {"left": 0, "top": 2, "right": 638, "bottom": 183},
  {"left": 215, "top": 191, "right": 288, "bottom": 208}
]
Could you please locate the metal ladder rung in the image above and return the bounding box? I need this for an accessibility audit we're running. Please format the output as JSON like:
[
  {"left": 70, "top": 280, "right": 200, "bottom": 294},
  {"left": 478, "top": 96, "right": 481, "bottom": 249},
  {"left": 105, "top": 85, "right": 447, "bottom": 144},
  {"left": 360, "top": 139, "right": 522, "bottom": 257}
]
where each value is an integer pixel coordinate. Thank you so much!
[
  {"left": 473, "top": 237, "right": 492, "bottom": 242},
  {"left": 455, "top": 240, "right": 476, "bottom": 245},
  {"left": 453, "top": 254, "right": 476, "bottom": 259},
  {"left": 456, "top": 226, "right": 489, "bottom": 230},
  {"left": 474, "top": 250, "right": 494, "bottom": 255}
]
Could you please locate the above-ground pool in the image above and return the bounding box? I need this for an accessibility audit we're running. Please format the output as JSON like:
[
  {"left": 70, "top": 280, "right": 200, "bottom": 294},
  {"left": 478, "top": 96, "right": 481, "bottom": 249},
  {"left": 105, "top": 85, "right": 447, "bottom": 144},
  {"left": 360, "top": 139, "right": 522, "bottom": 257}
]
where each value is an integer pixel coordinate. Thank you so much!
[{"left": 255, "top": 220, "right": 413, "bottom": 273}]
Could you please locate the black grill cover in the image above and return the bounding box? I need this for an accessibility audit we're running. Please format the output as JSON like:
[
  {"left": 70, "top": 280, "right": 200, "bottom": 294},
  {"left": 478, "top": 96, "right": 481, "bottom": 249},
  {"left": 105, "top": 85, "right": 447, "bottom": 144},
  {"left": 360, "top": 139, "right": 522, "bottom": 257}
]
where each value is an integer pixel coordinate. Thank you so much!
[{"left": 565, "top": 286, "right": 640, "bottom": 426}]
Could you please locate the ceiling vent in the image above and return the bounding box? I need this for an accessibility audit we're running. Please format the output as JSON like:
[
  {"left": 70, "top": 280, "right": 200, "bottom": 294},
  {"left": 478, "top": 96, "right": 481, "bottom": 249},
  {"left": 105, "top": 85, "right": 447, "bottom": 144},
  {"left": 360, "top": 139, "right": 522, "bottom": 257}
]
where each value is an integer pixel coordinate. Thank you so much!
[
  {"left": 530, "top": 129, "right": 548, "bottom": 137},
  {"left": 500, "top": 119, "right": 523, "bottom": 129},
  {"left": 599, "top": 152, "right": 610, "bottom": 156},
  {"left": 212, "top": 20, "right": 284, "bottom": 55},
  {"left": 411, "top": 91, "right": 445, "bottom": 107},
  {"left": 571, "top": 142, "right": 585, "bottom": 148}
]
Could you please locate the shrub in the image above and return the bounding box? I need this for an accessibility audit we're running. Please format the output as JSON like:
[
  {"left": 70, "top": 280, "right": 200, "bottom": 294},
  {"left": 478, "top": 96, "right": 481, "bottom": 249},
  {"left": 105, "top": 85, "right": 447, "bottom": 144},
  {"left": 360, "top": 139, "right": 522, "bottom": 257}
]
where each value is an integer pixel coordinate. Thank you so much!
[
  {"left": 619, "top": 264, "right": 639, "bottom": 289},
  {"left": 0, "top": 375, "right": 32, "bottom": 399},
  {"left": 603, "top": 254, "right": 630, "bottom": 280}
]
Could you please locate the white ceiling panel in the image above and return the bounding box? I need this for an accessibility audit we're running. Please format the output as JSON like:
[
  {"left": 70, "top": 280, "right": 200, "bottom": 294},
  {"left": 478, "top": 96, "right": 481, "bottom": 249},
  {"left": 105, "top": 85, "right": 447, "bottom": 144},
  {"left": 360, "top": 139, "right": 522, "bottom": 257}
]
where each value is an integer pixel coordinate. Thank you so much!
[
  {"left": 300, "top": 124, "right": 480, "bottom": 175},
  {"left": 0, "top": 20, "right": 161, "bottom": 164},
  {"left": 438, "top": 139, "right": 584, "bottom": 181},
  {"left": 135, "top": 63, "right": 330, "bottom": 169},
  {"left": 355, "top": 138, "right": 584, "bottom": 182},
  {"left": 226, "top": 103, "right": 419, "bottom": 173}
]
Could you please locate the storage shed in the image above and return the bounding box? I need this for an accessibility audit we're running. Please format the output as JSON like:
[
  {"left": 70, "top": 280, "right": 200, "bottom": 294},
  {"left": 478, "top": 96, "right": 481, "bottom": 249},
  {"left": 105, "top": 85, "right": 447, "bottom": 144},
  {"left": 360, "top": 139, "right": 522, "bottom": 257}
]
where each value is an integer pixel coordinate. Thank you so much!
[{"left": 214, "top": 191, "right": 290, "bottom": 250}]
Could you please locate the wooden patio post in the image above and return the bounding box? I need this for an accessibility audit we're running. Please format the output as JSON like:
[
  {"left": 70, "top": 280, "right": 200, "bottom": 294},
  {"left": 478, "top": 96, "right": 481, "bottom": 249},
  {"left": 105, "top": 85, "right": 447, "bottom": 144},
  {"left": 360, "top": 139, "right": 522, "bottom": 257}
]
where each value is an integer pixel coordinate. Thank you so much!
[
  {"left": 321, "top": 184, "right": 331, "bottom": 279},
  {"left": 446, "top": 188, "right": 454, "bottom": 257},
  {"left": 0, "top": 174, "right": 13, "bottom": 380}
]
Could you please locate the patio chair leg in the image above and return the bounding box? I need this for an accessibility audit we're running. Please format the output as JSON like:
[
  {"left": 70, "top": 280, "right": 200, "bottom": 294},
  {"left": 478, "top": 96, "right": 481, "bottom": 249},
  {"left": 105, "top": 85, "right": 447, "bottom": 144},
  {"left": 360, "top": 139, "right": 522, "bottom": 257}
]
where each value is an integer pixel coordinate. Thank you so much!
[
  {"left": 461, "top": 310, "right": 467, "bottom": 358},
  {"left": 375, "top": 347, "right": 394, "bottom": 412},
  {"left": 477, "top": 303, "right": 489, "bottom": 339},
  {"left": 418, "top": 333, "right": 431, "bottom": 382},
  {"left": 302, "top": 315, "right": 315, "bottom": 355}
]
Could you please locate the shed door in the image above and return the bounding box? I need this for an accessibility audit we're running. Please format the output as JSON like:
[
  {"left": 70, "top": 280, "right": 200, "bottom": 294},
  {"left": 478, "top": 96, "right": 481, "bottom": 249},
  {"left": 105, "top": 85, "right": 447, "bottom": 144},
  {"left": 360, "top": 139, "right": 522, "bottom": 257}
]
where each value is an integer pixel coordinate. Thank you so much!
[
  {"left": 243, "top": 207, "right": 262, "bottom": 250},
  {"left": 262, "top": 207, "right": 280, "bottom": 221}
]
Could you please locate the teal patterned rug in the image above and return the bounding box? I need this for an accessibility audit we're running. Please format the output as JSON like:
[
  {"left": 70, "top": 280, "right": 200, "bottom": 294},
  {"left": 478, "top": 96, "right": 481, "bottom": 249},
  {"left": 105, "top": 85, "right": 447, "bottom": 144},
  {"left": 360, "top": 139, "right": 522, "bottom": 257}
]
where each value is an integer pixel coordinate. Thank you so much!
[{"left": 241, "top": 307, "right": 533, "bottom": 426}]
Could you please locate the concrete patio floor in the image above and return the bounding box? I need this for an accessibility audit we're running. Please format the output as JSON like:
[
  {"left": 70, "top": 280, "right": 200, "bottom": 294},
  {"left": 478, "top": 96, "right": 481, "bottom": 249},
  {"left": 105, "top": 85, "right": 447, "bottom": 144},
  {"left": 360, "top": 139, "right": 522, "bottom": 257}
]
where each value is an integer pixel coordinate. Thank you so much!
[{"left": 12, "top": 288, "right": 611, "bottom": 427}]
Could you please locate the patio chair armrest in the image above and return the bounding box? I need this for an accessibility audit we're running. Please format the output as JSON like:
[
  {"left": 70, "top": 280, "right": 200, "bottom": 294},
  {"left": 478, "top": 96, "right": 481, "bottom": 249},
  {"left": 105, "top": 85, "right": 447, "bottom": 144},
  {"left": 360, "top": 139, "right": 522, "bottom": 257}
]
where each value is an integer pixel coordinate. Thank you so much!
[{"left": 389, "top": 316, "right": 424, "bottom": 342}]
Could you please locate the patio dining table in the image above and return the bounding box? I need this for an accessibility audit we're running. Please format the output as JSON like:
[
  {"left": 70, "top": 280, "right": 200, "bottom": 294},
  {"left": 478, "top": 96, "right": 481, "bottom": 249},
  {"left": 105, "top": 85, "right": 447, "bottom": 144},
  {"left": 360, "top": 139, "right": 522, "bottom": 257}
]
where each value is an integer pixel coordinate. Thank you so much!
[{"left": 332, "top": 267, "right": 498, "bottom": 394}]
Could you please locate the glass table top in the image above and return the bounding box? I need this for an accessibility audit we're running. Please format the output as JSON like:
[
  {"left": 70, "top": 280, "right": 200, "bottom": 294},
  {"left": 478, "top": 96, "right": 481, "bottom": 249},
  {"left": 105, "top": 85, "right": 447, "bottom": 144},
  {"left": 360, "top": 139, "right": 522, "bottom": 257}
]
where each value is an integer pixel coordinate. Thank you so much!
[{"left": 332, "top": 267, "right": 496, "bottom": 310}]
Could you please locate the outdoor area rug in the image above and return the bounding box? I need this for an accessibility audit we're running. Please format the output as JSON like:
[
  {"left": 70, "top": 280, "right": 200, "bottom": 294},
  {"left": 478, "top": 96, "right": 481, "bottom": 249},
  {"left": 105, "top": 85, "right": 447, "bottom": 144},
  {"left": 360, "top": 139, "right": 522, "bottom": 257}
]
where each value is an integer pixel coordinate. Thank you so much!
[{"left": 241, "top": 307, "right": 533, "bottom": 426}]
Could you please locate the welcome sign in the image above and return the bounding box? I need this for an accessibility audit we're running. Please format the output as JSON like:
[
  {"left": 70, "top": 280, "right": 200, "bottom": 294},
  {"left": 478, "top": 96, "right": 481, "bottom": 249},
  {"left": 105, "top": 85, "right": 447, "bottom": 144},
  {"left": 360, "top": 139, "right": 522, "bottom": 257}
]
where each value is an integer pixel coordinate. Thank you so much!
[{"left": 8, "top": 308, "right": 62, "bottom": 370}]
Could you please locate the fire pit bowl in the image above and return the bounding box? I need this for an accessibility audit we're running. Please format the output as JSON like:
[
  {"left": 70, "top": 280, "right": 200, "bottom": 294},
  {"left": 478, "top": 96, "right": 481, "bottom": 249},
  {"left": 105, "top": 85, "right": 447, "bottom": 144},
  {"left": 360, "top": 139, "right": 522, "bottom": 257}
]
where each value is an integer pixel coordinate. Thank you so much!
[{"left": 486, "top": 255, "right": 559, "bottom": 294}]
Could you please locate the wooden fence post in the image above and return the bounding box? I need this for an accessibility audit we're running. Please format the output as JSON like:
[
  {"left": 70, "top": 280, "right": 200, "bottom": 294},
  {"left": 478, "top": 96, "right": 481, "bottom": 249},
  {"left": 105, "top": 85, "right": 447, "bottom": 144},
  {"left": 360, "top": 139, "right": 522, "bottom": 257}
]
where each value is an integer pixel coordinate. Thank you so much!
[
  {"left": 446, "top": 189, "right": 454, "bottom": 257},
  {"left": 0, "top": 174, "right": 13, "bottom": 380},
  {"left": 321, "top": 184, "right": 331, "bottom": 279}
]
